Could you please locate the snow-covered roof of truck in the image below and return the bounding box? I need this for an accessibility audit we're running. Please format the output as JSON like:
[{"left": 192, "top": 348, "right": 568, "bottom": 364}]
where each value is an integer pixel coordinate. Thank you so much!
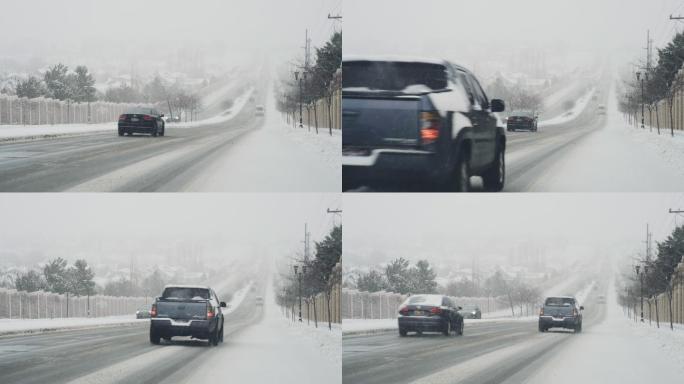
[
  {"left": 162, "top": 284, "right": 210, "bottom": 290},
  {"left": 343, "top": 55, "right": 469, "bottom": 72}
]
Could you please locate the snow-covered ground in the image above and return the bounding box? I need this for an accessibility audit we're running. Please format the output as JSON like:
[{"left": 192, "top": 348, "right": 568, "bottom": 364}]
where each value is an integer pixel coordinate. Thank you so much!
[
  {"left": 539, "top": 87, "right": 595, "bottom": 127},
  {"left": 525, "top": 277, "right": 684, "bottom": 384},
  {"left": 525, "top": 81, "right": 684, "bottom": 191},
  {"left": 182, "top": 80, "right": 341, "bottom": 192},
  {"left": 180, "top": 271, "right": 340, "bottom": 384},
  {"left": 223, "top": 282, "right": 251, "bottom": 315},
  {"left": 0, "top": 315, "right": 146, "bottom": 336},
  {"left": 0, "top": 122, "right": 116, "bottom": 141},
  {"left": 170, "top": 87, "right": 254, "bottom": 128}
]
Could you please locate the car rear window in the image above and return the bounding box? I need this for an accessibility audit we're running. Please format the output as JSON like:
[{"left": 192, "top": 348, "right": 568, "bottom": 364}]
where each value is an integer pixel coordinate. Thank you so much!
[
  {"left": 545, "top": 297, "right": 575, "bottom": 306},
  {"left": 125, "top": 107, "right": 154, "bottom": 115},
  {"left": 404, "top": 295, "right": 443, "bottom": 306},
  {"left": 162, "top": 287, "right": 210, "bottom": 300},
  {"left": 343, "top": 61, "right": 448, "bottom": 91}
]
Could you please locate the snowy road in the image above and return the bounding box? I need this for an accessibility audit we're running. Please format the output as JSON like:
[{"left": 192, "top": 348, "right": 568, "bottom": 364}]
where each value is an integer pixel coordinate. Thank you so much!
[
  {"left": 0, "top": 77, "right": 340, "bottom": 192},
  {"left": 343, "top": 282, "right": 608, "bottom": 384}
]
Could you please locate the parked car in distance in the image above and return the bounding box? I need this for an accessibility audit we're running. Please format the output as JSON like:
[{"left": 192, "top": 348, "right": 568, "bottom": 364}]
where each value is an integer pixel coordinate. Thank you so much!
[
  {"left": 506, "top": 110, "right": 538, "bottom": 132},
  {"left": 136, "top": 305, "right": 151, "bottom": 319},
  {"left": 398, "top": 294, "right": 464, "bottom": 337},
  {"left": 539, "top": 296, "right": 583, "bottom": 333},
  {"left": 255, "top": 105, "right": 265, "bottom": 117},
  {"left": 149, "top": 285, "right": 226, "bottom": 346},
  {"left": 597, "top": 104, "right": 606, "bottom": 115},
  {"left": 458, "top": 304, "right": 482, "bottom": 319},
  {"left": 342, "top": 56, "right": 507, "bottom": 192},
  {"left": 255, "top": 296, "right": 264, "bottom": 306},
  {"left": 118, "top": 107, "right": 165, "bottom": 137}
]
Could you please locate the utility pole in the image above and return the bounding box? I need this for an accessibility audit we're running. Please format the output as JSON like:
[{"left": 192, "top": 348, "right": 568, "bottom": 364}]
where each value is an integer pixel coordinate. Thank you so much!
[
  {"left": 302, "top": 223, "right": 311, "bottom": 262},
  {"left": 327, "top": 208, "right": 342, "bottom": 227}
]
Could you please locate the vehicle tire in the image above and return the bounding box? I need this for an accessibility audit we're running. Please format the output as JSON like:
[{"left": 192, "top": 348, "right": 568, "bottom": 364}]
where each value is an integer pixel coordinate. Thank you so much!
[
  {"left": 127, "top": 132, "right": 133, "bottom": 136},
  {"left": 457, "top": 321, "right": 464, "bottom": 336},
  {"left": 160, "top": 124, "right": 165, "bottom": 137},
  {"left": 219, "top": 323, "right": 224, "bottom": 343},
  {"left": 399, "top": 328, "right": 408, "bottom": 337},
  {"left": 149, "top": 329, "right": 161, "bottom": 345},
  {"left": 163, "top": 337, "right": 171, "bottom": 342},
  {"left": 442, "top": 321, "right": 451, "bottom": 336},
  {"left": 448, "top": 150, "right": 470, "bottom": 192},
  {"left": 538, "top": 324, "right": 545, "bottom": 333},
  {"left": 482, "top": 144, "right": 505, "bottom": 192},
  {"left": 151, "top": 123, "right": 158, "bottom": 137},
  {"left": 118, "top": 129, "right": 124, "bottom": 137},
  {"left": 416, "top": 330, "right": 423, "bottom": 336},
  {"left": 576, "top": 323, "right": 582, "bottom": 333},
  {"left": 210, "top": 327, "right": 219, "bottom": 346}
]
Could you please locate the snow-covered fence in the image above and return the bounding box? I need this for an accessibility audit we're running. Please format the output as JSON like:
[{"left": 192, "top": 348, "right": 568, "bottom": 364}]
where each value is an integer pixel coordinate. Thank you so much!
[
  {"left": 283, "top": 284, "right": 341, "bottom": 325},
  {"left": 341, "top": 288, "right": 510, "bottom": 319},
  {"left": 0, "top": 94, "right": 150, "bottom": 126},
  {"left": 297, "top": 88, "right": 341, "bottom": 131},
  {"left": 643, "top": 262, "right": 684, "bottom": 326},
  {"left": 0, "top": 288, "right": 149, "bottom": 319}
]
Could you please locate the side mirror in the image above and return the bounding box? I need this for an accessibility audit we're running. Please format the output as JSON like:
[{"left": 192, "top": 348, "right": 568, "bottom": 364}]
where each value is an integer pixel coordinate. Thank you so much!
[
  {"left": 490, "top": 99, "right": 505, "bottom": 113},
  {"left": 160, "top": 113, "right": 165, "bottom": 118},
  {"left": 580, "top": 306, "right": 584, "bottom": 311},
  {"left": 220, "top": 301, "right": 227, "bottom": 308},
  {"left": 458, "top": 306, "right": 463, "bottom": 310}
]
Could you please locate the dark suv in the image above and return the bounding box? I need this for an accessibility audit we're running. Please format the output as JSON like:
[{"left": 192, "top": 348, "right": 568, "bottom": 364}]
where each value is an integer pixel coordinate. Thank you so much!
[
  {"left": 150, "top": 285, "right": 226, "bottom": 346},
  {"left": 398, "top": 294, "right": 464, "bottom": 337},
  {"left": 342, "top": 56, "right": 506, "bottom": 192},
  {"left": 539, "top": 296, "right": 583, "bottom": 333}
]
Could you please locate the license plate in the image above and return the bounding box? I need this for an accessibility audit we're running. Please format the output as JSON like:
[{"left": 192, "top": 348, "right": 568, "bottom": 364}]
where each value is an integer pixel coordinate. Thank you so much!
[
  {"left": 131, "top": 118, "right": 139, "bottom": 122},
  {"left": 414, "top": 310, "right": 424, "bottom": 316}
]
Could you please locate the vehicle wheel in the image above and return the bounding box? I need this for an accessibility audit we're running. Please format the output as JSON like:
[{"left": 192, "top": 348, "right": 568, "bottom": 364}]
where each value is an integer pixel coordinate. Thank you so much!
[
  {"left": 219, "top": 323, "right": 224, "bottom": 343},
  {"left": 149, "top": 329, "right": 161, "bottom": 345},
  {"left": 210, "top": 327, "right": 219, "bottom": 346},
  {"left": 443, "top": 321, "right": 451, "bottom": 336},
  {"left": 576, "top": 323, "right": 582, "bottom": 333},
  {"left": 163, "top": 337, "right": 171, "bottom": 342},
  {"left": 539, "top": 324, "right": 546, "bottom": 332},
  {"left": 457, "top": 321, "right": 464, "bottom": 336},
  {"left": 399, "top": 328, "right": 407, "bottom": 337},
  {"left": 482, "top": 145, "right": 505, "bottom": 192},
  {"left": 160, "top": 124, "right": 165, "bottom": 137},
  {"left": 416, "top": 330, "right": 423, "bottom": 336},
  {"left": 118, "top": 129, "right": 124, "bottom": 137},
  {"left": 448, "top": 150, "right": 470, "bottom": 192},
  {"left": 151, "top": 123, "right": 158, "bottom": 137}
]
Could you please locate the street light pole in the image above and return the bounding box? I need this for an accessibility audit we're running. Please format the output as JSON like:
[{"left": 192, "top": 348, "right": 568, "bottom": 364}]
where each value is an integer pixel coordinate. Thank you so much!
[
  {"left": 636, "top": 265, "right": 644, "bottom": 322},
  {"left": 636, "top": 71, "right": 645, "bottom": 129},
  {"left": 294, "top": 265, "right": 307, "bottom": 322}
]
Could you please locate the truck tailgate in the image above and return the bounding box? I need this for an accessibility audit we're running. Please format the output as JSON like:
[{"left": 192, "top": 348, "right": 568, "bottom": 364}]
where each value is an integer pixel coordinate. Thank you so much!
[
  {"left": 343, "top": 95, "right": 421, "bottom": 150},
  {"left": 156, "top": 300, "right": 207, "bottom": 321}
]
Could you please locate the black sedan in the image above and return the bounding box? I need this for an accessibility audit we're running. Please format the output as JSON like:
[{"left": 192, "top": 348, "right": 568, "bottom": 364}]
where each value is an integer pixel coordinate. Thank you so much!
[
  {"left": 397, "top": 294, "right": 464, "bottom": 337},
  {"left": 458, "top": 304, "right": 482, "bottom": 319},
  {"left": 118, "top": 107, "right": 165, "bottom": 137},
  {"left": 506, "top": 110, "right": 538, "bottom": 132}
]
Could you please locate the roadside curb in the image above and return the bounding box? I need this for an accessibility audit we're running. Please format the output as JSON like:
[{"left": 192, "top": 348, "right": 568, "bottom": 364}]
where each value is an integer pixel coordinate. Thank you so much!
[
  {"left": 0, "top": 320, "right": 148, "bottom": 338},
  {"left": 0, "top": 129, "right": 113, "bottom": 144}
]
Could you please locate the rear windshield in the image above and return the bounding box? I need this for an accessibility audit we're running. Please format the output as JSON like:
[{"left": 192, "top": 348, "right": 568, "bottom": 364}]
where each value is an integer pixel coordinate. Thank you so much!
[
  {"left": 545, "top": 297, "right": 575, "bottom": 306},
  {"left": 343, "top": 61, "right": 448, "bottom": 91},
  {"left": 125, "top": 107, "right": 155, "bottom": 115},
  {"left": 404, "top": 295, "right": 443, "bottom": 306},
  {"left": 162, "top": 287, "right": 210, "bottom": 300}
]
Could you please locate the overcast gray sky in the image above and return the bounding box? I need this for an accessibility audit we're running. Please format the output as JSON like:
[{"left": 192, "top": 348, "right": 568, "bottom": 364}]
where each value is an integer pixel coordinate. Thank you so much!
[
  {"left": 344, "top": 194, "right": 684, "bottom": 269},
  {"left": 0, "top": 193, "right": 340, "bottom": 268},
  {"left": 0, "top": 0, "right": 341, "bottom": 70},
  {"left": 345, "top": 0, "right": 683, "bottom": 73}
]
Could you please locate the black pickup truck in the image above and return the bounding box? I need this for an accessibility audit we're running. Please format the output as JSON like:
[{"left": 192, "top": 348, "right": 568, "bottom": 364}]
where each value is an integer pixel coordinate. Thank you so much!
[
  {"left": 538, "top": 296, "right": 584, "bottom": 333},
  {"left": 342, "top": 56, "right": 507, "bottom": 192},
  {"left": 149, "top": 285, "right": 227, "bottom": 346}
]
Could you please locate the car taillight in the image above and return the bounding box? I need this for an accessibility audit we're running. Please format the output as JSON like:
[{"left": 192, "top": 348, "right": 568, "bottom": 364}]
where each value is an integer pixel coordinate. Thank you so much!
[
  {"left": 119, "top": 114, "right": 126, "bottom": 121},
  {"left": 430, "top": 307, "right": 442, "bottom": 315},
  {"left": 572, "top": 308, "right": 577, "bottom": 316},
  {"left": 207, "top": 304, "right": 215, "bottom": 319},
  {"left": 399, "top": 306, "right": 409, "bottom": 315},
  {"left": 539, "top": 308, "right": 544, "bottom": 316},
  {"left": 420, "top": 111, "right": 441, "bottom": 145},
  {"left": 150, "top": 304, "right": 157, "bottom": 318},
  {"left": 143, "top": 115, "right": 153, "bottom": 121}
]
